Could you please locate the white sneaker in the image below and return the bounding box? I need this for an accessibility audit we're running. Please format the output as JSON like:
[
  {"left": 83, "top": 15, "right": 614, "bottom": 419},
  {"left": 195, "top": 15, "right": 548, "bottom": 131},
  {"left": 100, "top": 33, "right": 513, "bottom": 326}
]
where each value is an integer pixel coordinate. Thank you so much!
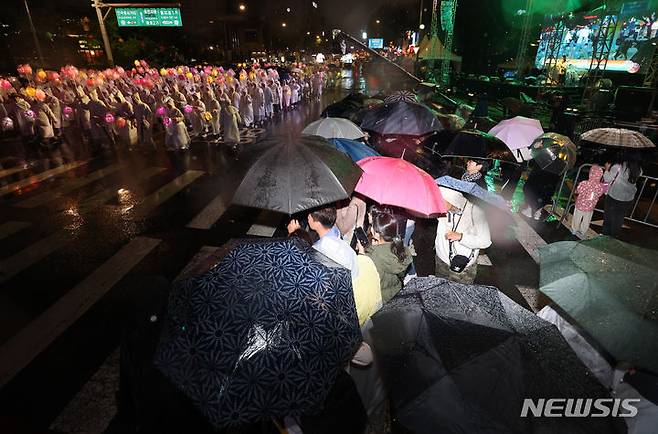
[
  {"left": 533, "top": 210, "right": 542, "bottom": 220},
  {"left": 521, "top": 207, "right": 533, "bottom": 218}
]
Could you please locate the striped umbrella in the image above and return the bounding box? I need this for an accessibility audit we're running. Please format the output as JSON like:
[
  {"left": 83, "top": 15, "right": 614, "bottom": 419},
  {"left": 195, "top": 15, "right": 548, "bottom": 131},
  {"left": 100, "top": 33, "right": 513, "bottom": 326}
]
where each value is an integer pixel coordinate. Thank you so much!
[
  {"left": 384, "top": 90, "right": 417, "bottom": 104},
  {"left": 580, "top": 128, "right": 655, "bottom": 149}
]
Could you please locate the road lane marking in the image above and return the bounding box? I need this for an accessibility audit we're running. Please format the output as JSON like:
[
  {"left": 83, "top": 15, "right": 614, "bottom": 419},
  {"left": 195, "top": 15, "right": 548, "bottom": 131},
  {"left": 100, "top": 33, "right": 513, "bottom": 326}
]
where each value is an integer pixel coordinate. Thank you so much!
[
  {"left": 0, "top": 161, "right": 88, "bottom": 198},
  {"left": 0, "top": 221, "right": 31, "bottom": 241},
  {"left": 79, "top": 166, "right": 166, "bottom": 209},
  {"left": 16, "top": 163, "right": 124, "bottom": 208},
  {"left": 186, "top": 194, "right": 227, "bottom": 230},
  {"left": 130, "top": 170, "right": 205, "bottom": 219},
  {"left": 246, "top": 210, "right": 281, "bottom": 237},
  {"left": 0, "top": 165, "right": 27, "bottom": 180},
  {"left": 0, "top": 230, "right": 70, "bottom": 284},
  {"left": 0, "top": 236, "right": 161, "bottom": 387}
]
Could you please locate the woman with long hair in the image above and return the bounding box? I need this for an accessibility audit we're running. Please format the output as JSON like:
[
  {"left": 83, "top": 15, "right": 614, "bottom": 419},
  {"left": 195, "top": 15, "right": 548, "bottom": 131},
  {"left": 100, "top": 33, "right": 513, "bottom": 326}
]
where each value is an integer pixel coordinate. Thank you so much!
[
  {"left": 602, "top": 150, "right": 643, "bottom": 237},
  {"left": 359, "top": 210, "right": 412, "bottom": 303}
]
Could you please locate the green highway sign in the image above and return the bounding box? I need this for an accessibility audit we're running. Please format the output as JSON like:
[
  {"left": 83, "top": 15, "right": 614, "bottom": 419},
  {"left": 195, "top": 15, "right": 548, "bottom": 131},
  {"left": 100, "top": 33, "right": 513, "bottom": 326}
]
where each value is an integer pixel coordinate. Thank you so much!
[{"left": 115, "top": 7, "right": 182, "bottom": 27}]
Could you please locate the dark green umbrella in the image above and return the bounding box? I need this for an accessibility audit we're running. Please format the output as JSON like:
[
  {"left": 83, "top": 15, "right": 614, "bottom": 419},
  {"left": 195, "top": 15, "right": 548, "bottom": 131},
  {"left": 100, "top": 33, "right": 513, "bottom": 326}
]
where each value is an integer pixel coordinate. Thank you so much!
[
  {"left": 231, "top": 135, "right": 363, "bottom": 214},
  {"left": 539, "top": 236, "right": 658, "bottom": 375}
]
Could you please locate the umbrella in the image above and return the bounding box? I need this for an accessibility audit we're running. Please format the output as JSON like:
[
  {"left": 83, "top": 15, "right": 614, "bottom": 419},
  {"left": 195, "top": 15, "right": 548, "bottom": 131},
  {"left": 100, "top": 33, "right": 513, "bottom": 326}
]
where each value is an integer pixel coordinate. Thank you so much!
[
  {"left": 384, "top": 90, "right": 417, "bottom": 104},
  {"left": 328, "top": 138, "right": 380, "bottom": 162},
  {"left": 370, "top": 277, "right": 620, "bottom": 434},
  {"left": 580, "top": 128, "right": 656, "bottom": 149},
  {"left": 435, "top": 176, "right": 507, "bottom": 210},
  {"left": 321, "top": 93, "right": 367, "bottom": 119},
  {"left": 488, "top": 116, "right": 544, "bottom": 151},
  {"left": 530, "top": 133, "right": 577, "bottom": 175},
  {"left": 231, "top": 136, "right": 363, "bottom": 214},
  {"left": 360, "top": 100, "right": 442, "bottom": 137},
  {"left": 302, "top": 117, "right": 365, "bottom": 140},
  {"left": 154, "top": 237, "right": 362, "bottom": 428},
  {"left": 354, "top": 156, "right": 447, "bottom": 217},
  {"left": 539, "top": 236, "right": 658, "bottom": 375},
  {"left": 442, "top": 129, "right": 518, "bottom": 164}
]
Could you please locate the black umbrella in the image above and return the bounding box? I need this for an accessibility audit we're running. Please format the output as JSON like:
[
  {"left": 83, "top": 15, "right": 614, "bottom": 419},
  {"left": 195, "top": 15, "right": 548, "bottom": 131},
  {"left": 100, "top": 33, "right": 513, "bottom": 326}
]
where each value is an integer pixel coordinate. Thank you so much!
[
  {"left": 231, "top": 135, "right": 363, "bottom": 214},
  {"left": 360, "top": 100, "right": 442, "bottom": 136},
  {"left": 321, "top": 93, "right": 367, "bottom": 119},
  {"left": 370, "top": 277, "right": 621, "bottom": 434},
  {"left": 443, "top": 129, "right": 518, "bottom": 164},
  {"left": 154, "top": 238, "right": 362, "bottom": 429}
]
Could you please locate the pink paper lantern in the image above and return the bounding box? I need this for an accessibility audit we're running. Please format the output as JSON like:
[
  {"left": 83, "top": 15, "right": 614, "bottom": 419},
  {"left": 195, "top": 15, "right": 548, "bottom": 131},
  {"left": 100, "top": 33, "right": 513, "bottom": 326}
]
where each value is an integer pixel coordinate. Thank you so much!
[
  {"left": 183, "top": 105, "right": 193, "bottom": 113},
  {"left": 163, "top": 116, "right": 172, "bottom": 126},
  {"left": 24, "top": 109, "right": 35, "bottom": 119},
  {"left": 156, "top": 106, "right": 166, "bottom": 116},
  {"left": 0, "top": 79, "right": 11, "bottom": 90},
  {"left": 104, "top": 112, "right": 115, "bottom": 124}
]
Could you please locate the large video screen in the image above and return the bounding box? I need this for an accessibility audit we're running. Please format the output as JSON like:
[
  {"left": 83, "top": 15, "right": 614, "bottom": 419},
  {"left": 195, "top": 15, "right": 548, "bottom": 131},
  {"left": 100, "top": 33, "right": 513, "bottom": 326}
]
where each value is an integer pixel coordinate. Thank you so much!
[{"left": 535, "top": 2, "right": 658, "bottom": 74}]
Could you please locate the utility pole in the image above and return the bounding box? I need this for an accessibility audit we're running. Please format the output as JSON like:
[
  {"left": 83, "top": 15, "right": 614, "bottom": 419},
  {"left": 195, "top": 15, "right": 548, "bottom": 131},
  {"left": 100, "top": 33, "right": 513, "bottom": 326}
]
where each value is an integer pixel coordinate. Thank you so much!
[
  {"left": 92, "top": 0, "right": 114, "bottom": 66},
  {"left": 23, "top": 0, "right": 45, "bottom": 67}
]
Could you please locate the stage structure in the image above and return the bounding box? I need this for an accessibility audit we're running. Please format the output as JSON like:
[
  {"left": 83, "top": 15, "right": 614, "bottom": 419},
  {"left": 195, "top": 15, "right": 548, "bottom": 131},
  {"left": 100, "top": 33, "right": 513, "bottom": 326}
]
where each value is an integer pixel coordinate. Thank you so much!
[
  {"left": 581, "top": 14, "right": 618, "bottom": 104},
  {"left": 644, "top": 44, "right": 658, "bottom": 114},
  {"left": 515, "top": 0, "right": 535, "bottom": 75},
  {"left": 539, "top": 15, "right": 566, "bottom": 92},
  {"left": 440, "top": 0, "right": 458, "bottom": 86}
]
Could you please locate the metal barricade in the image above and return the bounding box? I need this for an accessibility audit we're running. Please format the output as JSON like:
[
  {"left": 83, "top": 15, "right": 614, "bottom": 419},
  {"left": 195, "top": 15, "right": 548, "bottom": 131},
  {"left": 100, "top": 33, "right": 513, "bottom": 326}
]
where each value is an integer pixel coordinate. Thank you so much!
[{"left": 553, "top": 163, "right": 658, "bottom": 229}]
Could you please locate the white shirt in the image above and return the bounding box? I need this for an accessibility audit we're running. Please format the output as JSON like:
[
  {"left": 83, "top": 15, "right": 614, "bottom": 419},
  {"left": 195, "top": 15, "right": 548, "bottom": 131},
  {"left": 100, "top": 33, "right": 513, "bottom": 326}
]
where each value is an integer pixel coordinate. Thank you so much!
[
  {"left": 313, "top": 227, "right": 359, "bottom": 279},
  {"left": 435, "top": 204, "right": 492, "bottom": 269}
]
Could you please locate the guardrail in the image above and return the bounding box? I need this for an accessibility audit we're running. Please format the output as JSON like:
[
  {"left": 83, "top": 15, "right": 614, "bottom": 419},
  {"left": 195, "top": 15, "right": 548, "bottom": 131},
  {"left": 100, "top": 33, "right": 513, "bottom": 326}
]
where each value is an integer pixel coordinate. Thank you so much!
[{"left": 553, "top": 163, "right": 658, "bottom": 229}]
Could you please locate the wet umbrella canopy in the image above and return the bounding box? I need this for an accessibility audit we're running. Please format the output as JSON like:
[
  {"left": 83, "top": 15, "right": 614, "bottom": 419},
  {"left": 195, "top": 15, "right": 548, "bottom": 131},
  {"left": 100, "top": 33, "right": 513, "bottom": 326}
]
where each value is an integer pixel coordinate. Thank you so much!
[
  {"left": 302, "top": 117, "right": 365, "bottom": 140},
  {"left": 231, "top": 135, "right": 363, "bottom": 214},
  {"left": 360, "top": 100, "right": 442, "bottom": 136},
  {"left": 328, "top": 138, "right": 380, "bottom": 162},
  {"left": 443, "top": 129, "right": 518, "bottom": 164},
  {"left": 540, "top": 236, "right": 658, "bottom": 375},
  {"left": 436, "top": 176, "right": 508, "bottom": 210},
  {"left": 370, "top": 277, "right": 620, "bottom": 434},
  {"left": 530, "top": 133, "right": 577, "bottom": 175},
  {"left": 154, "top": 238, "right": 362, "bottom": 428}
]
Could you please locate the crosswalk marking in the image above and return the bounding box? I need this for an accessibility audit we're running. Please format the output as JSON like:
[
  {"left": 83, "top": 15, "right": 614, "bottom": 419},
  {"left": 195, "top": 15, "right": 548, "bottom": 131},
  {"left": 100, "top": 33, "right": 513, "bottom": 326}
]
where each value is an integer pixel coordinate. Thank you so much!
[
  {"left": 186, "top": 194, "right": 227, "bottom": 229},
  {"left": 49, "top": 348, "right": 120, "bottom": 434},
  {"left": 0, "top": 165, "right": 27, "bottom": 180},
  {"left": 0, "top": 230, "right": 70, "bottom": 284},
  {"left": 16, "top": 163, "right": 124, "bottom": 208},
  {"left": 511, "top": 214, "right": 546, "bottom": 264},
  {"left": 246, "top": 210, "right": 281, "bottom": 237},
  {"left": 131, "top": 170, "right": 205, "bottom": 218},
  {"left": 176, "top": 245, "right": 220, "bottom": 280},
  {"left": 0, "top": 221, "right": 31, "bottom": 241},
  {"left": 0, "top": 161, "right": 88, "bottom": 198},
  {"left": 79, "top": 166, "right": 166, "bottom": 209},
  {"left": 476, "top": 254, "right": 492, "bottom": 266},
  {"left": 0, "top": 236, "right": 161, "bottom": 388}
]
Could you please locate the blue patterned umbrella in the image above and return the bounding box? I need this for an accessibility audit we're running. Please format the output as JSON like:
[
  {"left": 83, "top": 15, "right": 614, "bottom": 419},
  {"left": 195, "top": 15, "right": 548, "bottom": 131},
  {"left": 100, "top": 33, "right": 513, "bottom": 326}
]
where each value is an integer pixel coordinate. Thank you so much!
[
  {"left": 328, "top": 138, "right": 380, "bottom": 162},
  {"left": 435, "top": 176, "right": 508, "bottom": 210},
  {"left": 154, "top": 238, "right": 361, "bottom": 428}
]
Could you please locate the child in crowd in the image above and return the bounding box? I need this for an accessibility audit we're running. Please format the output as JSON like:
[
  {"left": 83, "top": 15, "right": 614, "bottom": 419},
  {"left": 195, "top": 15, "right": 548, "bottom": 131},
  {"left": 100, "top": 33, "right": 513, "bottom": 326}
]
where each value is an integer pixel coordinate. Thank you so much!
[{"left": 572, "top": 165, "right": 607, "bottom": 238}]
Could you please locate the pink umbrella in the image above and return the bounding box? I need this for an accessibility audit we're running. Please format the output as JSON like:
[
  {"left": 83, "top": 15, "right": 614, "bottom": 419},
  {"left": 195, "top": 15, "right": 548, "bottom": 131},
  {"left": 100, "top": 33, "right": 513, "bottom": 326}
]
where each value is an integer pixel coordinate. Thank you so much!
[
  {"left": 355, "top": 156, "right": 447, "bottom": 217},
  {"left": 488, "top": 116, "right": 543, "bottom": 151}
]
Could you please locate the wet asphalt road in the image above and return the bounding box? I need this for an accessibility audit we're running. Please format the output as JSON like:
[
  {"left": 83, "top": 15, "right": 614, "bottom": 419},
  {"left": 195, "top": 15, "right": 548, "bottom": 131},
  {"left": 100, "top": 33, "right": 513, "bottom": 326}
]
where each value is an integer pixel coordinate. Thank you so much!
[{"left": 0, "top": 82, "right": 603, "bottom": 433}]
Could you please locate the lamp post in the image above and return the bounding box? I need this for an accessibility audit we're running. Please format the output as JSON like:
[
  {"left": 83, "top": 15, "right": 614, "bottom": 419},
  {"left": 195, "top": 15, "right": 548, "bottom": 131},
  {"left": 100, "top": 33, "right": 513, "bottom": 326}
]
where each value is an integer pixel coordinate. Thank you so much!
[{"left": 23, "top": 0, "right": 45, "bottom": 67}]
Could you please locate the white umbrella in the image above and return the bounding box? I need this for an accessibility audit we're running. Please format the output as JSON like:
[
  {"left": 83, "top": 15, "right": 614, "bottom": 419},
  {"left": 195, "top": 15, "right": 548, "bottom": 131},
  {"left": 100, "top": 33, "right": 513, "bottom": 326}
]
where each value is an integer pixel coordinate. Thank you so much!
[
  {"left": 580, "top": 128, "right": 655, "bottom": 149},
  {"left": 488, "top": 116, "right": 544, "bottom": 163},
  {"left": 302, "top": 117, "right": 365, "bottom": 140}
]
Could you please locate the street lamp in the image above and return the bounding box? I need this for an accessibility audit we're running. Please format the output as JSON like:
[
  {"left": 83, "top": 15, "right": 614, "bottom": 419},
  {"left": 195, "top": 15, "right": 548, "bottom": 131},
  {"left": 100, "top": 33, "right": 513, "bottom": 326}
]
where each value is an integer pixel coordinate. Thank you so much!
[
  {"left": 419, "top": 23, "right": 426, "bottom": 30},
  {"left": 376, "top": 19, "right": 380, "bottom": 24},
  {"left": 239, "top": 4, "right": 246, "bottom": 11},
  {"left": 282, "top": 22, "right": 287, "bottom": 27},
  {"left": 286, "top": 7, "right": 291, "bottom": 12}
]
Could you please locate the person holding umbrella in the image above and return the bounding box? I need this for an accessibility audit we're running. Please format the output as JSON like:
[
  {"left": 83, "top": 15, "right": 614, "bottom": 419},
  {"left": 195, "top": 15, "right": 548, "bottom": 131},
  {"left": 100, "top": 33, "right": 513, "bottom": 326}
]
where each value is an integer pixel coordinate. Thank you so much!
[
  {"left": 602, "top": 151, "right": 643, "bottom": 237},
  {"left": 435, "top": 187, "right": 491, "bottom": 284}
]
